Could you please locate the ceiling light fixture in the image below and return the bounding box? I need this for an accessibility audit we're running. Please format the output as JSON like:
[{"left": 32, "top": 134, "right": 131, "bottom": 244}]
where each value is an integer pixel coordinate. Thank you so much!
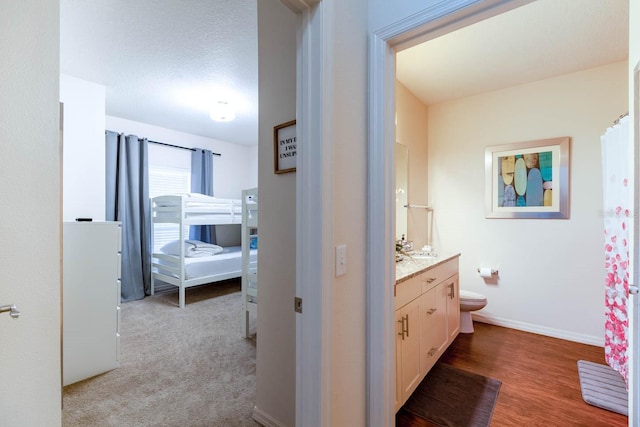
[{"left": 209, "top": 100, "right": 235, "bottom": 122}]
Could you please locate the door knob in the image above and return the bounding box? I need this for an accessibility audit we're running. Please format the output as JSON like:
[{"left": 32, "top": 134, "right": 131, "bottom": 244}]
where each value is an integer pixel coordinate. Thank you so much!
[{"left": 0, "top": 304, "right": 20, "bottom": 319}]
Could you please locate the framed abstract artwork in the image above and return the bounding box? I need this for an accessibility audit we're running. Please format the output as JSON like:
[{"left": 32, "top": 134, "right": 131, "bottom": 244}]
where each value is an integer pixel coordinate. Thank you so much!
[{"left": 485, "top": 136, "right": 570, "bottom": 219}]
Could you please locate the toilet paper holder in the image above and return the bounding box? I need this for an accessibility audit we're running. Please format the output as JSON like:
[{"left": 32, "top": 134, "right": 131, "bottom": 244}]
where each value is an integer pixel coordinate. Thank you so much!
[{"left": 477, "top": 267, "right": 499, "bottom": 276}]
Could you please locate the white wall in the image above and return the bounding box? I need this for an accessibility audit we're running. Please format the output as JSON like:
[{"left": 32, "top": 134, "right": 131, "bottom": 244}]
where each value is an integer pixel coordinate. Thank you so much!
[
  {"left": 330, "top": 1, "right": 368, "bottom": 425},
  {"left": 255, "top": 1, "right": 297, "bottom": 425},
  {"left": 0, "top": 1, "right": 61, "bottom": 424},
  {"left": 106, "top": 116, "right": 258, "bottom": 199},
  {"left": 369, "top": 0, "right": 448, "bottom": 31},
  {"left": 368, "top": 0, "right": 534, "bottom": 48},
  {"left": 257, "top": 1, "right": 369, "bottom": 424},
  {"left": 60, "top": 74, "right": 106, "bottom": 221},
  {"left": 427, "top": 61, "right": 627, "bottom": 344},
  {"left": 257, "top": 1, "right": 632, "bottom": 425}
]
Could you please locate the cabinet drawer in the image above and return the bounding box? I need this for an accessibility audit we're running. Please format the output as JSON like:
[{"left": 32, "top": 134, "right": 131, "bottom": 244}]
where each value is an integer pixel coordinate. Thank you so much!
[
  {"left": 116, "top": 279, "right": 121, "bottom": 306},
  {"left": 421, "top": 257, "right": 459, "bottom": 292},
  {"left": 395, "top": 275, "right": 421, "bottom": 309},
  {"left": 420, "top": 288, "right": 446, "bottom": 375},
  {"left": 116, "top": 332, "right": 121, "bottom": 364},
  {"left": 439, "top": 257, "right": 458, "bottom": 282}
]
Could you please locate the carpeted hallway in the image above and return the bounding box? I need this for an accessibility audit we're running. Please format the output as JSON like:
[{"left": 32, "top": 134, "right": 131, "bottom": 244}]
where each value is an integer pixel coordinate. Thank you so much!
[{"left": 62, "top": 279, "right": 258, "bottom": 427}]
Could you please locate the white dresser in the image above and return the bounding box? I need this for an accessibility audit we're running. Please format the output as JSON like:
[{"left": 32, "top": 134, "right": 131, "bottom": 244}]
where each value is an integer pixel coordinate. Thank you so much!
[{"left": 63, "top": 221, "right": 121, "bottom": 386}]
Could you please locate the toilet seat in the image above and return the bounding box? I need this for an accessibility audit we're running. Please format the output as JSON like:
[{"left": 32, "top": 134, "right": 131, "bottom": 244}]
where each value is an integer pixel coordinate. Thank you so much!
[{"left": 459, "top": 290, "right": 487, "bottom": 304}]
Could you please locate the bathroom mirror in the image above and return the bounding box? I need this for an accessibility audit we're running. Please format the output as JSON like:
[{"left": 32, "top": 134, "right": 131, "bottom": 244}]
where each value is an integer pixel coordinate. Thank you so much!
[{"left": 395, "top": 142, "right": 408, "bottom": 241}]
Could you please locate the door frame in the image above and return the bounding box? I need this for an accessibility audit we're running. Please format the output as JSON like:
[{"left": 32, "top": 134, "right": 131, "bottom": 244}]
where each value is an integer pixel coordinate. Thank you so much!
[
  {"left": 366, "top": 1, "right": 536, "bottom": 425},
  {"left": 280, "top": 1, "right": 329, "bottom": 427}
]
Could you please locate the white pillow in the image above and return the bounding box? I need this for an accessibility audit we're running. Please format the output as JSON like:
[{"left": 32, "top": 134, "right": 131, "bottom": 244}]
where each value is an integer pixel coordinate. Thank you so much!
[{"left": 159, "top": 240, "right": 224, "bottom": 257}]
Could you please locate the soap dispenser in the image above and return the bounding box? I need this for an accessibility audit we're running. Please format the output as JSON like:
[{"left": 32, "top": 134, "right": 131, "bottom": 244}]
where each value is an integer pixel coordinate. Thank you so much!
[
  {"left": 396, "top": 234, "right": 405, "bottom": 252},
  {"left": 400, "top": 234, "right": 413, "bottom": 252}
]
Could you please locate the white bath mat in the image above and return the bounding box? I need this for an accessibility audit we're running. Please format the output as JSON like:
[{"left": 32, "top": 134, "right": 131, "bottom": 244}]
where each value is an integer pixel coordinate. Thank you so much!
[{"left": 577, "top": 360, "right": 628, "bottom": 416}]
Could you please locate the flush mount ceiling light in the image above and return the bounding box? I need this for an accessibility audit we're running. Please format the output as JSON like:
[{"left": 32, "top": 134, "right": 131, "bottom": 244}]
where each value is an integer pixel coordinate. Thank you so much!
[{"left": 209, "top": 100, "right": 236, "bottom": 122}]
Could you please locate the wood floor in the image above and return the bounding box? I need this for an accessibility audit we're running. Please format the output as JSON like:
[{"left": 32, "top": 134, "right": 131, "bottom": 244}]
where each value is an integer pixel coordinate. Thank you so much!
[{"left": 396, "top": 322, "right": 628, "bottom": 427}]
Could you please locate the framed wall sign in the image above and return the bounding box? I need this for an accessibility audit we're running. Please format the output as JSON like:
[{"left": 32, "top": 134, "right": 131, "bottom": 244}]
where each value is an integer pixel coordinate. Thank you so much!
[
  {"left": 485, "top": 136, "right": 570, "bottom": 219},
  {"left": 274, "top": 120, "right": 297, "bottom": 174}
]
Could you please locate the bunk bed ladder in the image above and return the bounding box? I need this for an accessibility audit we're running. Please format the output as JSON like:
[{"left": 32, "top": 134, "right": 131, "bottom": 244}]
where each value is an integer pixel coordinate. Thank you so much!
[{"left": 242, "top": 188, "right": 259, "bottom": 338}]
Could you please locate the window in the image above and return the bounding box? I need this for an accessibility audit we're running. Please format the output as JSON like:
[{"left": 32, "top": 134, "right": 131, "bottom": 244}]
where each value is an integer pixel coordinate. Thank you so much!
[{"left": 149, "top": 165, "right": 190, "bottom": 252}]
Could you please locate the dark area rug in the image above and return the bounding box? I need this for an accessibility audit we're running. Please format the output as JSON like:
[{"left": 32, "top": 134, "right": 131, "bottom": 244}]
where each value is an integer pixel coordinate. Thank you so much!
[{"left": 401, "top": 362, "right": 501, "bottom": 427}]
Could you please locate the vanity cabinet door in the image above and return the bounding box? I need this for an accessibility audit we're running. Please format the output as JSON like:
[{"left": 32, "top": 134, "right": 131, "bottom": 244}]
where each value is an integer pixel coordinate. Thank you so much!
[
  {"left": 420, "top": 285, "right": 446, "bottom": 376},
  {"left": 395, "top": 296, "right": 422, "bottom": 408},
  {"left": 445, "top": 274, "right": 460, "bottom": 341}
]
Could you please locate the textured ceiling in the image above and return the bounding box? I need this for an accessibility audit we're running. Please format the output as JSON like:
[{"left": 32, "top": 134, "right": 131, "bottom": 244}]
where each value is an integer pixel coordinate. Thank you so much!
[
  {"left": 60, "top": 0, "right": 258, "bottom": 146},
  {"left": 396, "top": 0, "right": 629, "bottom": 106},
  {"left": 61, "top": 1, "right": 629, "bottom": 148}
]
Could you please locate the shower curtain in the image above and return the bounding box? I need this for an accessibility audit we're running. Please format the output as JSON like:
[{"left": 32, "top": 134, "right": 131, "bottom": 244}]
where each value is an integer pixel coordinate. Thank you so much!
[{"left": 601, "top": 115, "right": 631, "bottom": 384}]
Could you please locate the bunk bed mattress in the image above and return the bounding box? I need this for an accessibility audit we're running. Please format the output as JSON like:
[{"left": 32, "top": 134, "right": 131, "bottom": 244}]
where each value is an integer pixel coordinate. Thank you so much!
[{"left": 180, "top": 246, "right": 257, "bottom": 280}]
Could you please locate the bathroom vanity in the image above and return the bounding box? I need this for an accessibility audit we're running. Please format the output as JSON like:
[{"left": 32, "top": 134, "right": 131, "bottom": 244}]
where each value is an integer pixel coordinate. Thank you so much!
[{"left": 395, "top": 253, "right": 460, "bottom": 411}]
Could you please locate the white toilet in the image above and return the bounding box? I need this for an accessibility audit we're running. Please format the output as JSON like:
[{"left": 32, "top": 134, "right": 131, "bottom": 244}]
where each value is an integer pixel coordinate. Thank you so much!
[{"left": 459, "top": 290, "right": 487, "bottom": 333}]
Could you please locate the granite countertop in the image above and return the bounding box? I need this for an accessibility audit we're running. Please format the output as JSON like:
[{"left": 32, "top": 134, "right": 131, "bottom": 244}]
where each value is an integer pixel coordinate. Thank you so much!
[{"left": 395, "top": 252, "right": 461, "bottom": 284}]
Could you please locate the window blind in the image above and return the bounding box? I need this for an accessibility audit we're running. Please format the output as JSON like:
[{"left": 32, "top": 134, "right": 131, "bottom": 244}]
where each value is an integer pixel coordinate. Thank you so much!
[{"left": 149, "top": 165, "right": 191, "bottom": 252}]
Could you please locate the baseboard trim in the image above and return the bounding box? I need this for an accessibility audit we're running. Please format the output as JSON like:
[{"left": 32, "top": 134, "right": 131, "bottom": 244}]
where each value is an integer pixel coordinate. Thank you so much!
[
  {"left": 472, "top": 313, "right": 604, "bottom": 347},
  {"left": 252, "top": 405, "right": 285, "bottom": 427}
]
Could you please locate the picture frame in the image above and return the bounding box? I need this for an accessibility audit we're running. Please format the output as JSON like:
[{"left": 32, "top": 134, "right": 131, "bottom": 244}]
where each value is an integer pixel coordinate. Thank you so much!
[
  {"left": 485, "top": 136, "right": 570, "bottom": 219},
  {"left": 274, "top": 120, "right": 297, "bottom": 174}
]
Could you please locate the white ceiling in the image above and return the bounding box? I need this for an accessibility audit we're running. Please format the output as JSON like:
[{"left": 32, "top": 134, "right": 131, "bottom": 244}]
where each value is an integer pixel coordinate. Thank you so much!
[
  {"left": 60, "top": 0, "right": 258, "bottom": 146},
  {"left": 61, "top": 0, "right": 629, "bottom": 148},
  {"left": 396, "top": 0, "right": 629, "bottom": 106}
]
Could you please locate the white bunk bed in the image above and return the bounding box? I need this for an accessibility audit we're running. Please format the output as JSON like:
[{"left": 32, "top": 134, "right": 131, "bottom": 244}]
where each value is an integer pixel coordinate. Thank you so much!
[
  {"left": 150, "top": 193, "right": 256, "bottom": 308},
  {"left": 241, "top": 188, "right": 258, "bottom": 338}
]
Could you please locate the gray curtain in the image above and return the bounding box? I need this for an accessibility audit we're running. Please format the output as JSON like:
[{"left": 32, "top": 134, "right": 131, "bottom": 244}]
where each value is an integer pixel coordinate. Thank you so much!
[
  {"left": 190, "top": 148, "right": 217, "bottom": 244},
  {"left": 105, "top": 131, "right": 151, "bottom": 302}
]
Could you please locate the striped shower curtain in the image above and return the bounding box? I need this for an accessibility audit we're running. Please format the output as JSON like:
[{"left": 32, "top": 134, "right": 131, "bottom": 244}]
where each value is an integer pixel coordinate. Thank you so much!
[{"left": 601, "top": 115, "right": 631, "bottom": 385}]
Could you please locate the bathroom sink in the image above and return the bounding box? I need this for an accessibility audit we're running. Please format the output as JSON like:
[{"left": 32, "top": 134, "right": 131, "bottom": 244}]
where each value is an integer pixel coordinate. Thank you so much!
[{"left": 411, "top": 252, "right": 437, "bottom": 259}]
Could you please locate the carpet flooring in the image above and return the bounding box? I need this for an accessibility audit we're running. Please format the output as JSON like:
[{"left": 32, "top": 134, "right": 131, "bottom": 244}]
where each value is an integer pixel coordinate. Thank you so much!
[
  {"left": 402, "top": 362, "right": 501, "bottom": 427},
  {"left": 62, "top": 280, "right": 258, "bottom": 427}
]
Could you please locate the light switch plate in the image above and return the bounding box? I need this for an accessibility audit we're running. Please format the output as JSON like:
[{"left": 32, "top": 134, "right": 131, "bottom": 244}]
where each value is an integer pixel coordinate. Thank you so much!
[{"left": 335, "top": 244, "right": 347, "bottom": 277}]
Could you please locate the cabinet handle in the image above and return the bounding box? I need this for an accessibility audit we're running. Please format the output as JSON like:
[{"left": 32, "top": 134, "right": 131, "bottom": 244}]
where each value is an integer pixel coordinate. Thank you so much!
[
  {"left": 427, "top": 307, "right": 437, "bottom": 315},
  {"left": 428, "top": 347, "right": 438, "bottom": 357},
  {"left": 397, "top": 314, "right": 409, "bottom": 340},
  {"left": 448, "top": 282, "right": 455, "bottom": 299},
  {"left": 425, "top": 277, "right": 436, "bottom": 283},
  {"left": 398, "top": 314, "right": 409, "bottom": 341},
  {"left": 405, "top": 314, "right": 409, "bottom": 338}
]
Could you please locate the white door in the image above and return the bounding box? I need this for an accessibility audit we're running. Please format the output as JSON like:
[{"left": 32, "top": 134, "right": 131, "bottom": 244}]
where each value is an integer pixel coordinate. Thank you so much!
[{"left": 0, "top": 1, "right": 62, "bottom": 424}]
